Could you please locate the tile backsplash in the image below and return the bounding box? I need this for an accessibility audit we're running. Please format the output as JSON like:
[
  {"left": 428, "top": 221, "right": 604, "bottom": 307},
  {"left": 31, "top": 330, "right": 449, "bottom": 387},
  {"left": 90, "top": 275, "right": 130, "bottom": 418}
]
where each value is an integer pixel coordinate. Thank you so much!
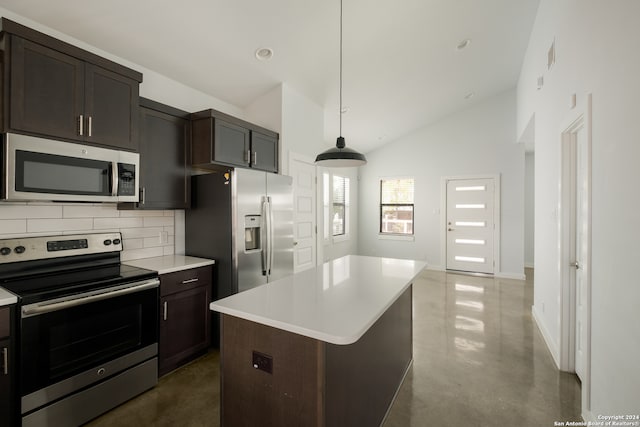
[{"left": 0, "top": 202, "right": 185, "bottom": 261}]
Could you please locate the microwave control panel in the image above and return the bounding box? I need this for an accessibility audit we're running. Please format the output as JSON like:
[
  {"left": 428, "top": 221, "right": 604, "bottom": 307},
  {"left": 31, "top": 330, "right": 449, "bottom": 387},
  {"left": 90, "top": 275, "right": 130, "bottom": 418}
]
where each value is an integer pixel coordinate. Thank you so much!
[{"left": 117, "top": 163, "right": 136, "bottom": 196}]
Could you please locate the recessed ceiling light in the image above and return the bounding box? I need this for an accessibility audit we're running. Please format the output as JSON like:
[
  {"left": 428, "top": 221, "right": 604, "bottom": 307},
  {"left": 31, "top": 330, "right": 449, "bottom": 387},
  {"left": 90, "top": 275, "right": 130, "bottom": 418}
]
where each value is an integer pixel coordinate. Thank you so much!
[
  {"left": 464, "top": 92, "right": 475, "bottom": 100},
  {"left": 255, "top": 48, "right": 274, "bottom": 61},
  {"left": 456, "top": 39, "right": 471, "bottom": 51}
]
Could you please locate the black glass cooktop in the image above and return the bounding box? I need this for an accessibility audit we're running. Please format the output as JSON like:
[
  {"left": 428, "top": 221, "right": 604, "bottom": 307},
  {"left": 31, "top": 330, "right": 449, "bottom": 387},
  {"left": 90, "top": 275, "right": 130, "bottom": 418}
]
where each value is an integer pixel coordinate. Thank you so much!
[{"left": 0, "top": 253, "right": 157, "bottom": 305}]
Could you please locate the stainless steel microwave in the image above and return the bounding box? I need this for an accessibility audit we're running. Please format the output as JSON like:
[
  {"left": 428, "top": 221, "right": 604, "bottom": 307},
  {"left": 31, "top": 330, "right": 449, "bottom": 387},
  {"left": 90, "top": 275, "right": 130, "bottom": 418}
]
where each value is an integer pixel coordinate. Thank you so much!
[{"left": 1, "top": 133, "right": 139, "bottom": 202}]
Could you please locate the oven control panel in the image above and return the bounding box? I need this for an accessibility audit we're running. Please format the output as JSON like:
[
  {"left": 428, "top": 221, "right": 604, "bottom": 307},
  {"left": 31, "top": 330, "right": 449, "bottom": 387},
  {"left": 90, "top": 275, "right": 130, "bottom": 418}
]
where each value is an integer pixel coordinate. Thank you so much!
[
  {"left": 0, "top": 233, "right": 123, "bottom": 263},
  {"left": 47, "top": 239, "right": 89, "bottom": 252}
]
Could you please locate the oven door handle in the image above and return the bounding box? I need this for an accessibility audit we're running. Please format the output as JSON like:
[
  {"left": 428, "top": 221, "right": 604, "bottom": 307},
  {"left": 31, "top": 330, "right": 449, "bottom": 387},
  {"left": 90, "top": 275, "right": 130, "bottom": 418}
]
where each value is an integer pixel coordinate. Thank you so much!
[{"left": 21, "top": 278, "right": 160, "bottom": 318}]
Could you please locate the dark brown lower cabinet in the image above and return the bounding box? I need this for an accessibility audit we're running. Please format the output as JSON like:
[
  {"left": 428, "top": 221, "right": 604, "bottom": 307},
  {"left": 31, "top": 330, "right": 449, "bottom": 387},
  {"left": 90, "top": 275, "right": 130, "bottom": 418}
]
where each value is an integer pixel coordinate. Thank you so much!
[
  {"left": 159, "top": 266, "right": 212, "bottom": 377},
  {"left": 0, "top": 306, "right": 14, "bottom": 426}
]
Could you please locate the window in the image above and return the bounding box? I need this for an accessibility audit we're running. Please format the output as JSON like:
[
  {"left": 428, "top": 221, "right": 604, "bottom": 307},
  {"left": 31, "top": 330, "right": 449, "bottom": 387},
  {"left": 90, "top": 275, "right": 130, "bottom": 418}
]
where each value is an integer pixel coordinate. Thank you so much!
[
  {"left": 333, "top": 175, "right": 349, "bottom": 236},
  {"left": 380, "top": 178, "right": 414, "bottom": 235},
  {"left": 323, "top": 173, "right": 350, "bottom": 239}
]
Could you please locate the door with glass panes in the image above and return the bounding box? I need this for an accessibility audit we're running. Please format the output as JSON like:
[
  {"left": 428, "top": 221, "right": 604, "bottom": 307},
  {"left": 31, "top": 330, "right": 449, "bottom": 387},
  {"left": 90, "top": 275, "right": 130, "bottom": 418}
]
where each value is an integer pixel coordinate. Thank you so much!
[{"left": 446, "top": 178, "right": 496, "bottom": 274}]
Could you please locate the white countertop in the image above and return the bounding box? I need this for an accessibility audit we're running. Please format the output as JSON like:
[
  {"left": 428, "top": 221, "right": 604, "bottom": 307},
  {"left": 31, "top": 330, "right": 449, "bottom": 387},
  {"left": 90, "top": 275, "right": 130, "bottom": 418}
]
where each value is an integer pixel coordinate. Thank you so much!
[
  {"left": 123, "top": 255, "right": 215, "bottom": 275},
  {"left": 210, "top": 255, "right": 426, "bottom": 345},
  {"left": 0, "top": 287, "right": 18, "bottom": 307}
]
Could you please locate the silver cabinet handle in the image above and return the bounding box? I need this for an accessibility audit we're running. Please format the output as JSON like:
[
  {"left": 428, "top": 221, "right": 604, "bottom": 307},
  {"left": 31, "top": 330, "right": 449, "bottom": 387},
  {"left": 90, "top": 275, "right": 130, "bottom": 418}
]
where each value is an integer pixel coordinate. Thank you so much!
[
  {"left": 570, "top": 261, "right": 580, "bottom": 269},
  {"left": 163, "top": 301, "right": 168, "bottom": 321},
  {"left": 245, "top": 150, "right": 251, "bottom": 164},
  {"left": 78, "top": 115, "right": 84, "bottom": 136},
  {"left": 182, "top": 278, "right": 199, "bottom": 284},
  {"left": 88, "top": 116, "right": 93, "bottom": 137},
  {"left": 140, "top": 187, "right": 146, "bottom": 205},
  {"left": 2, "top": 347, "right": 7, "bottom": 375},
  {"left": 253, "top": 151, "right": 257, "bottom": 165}
]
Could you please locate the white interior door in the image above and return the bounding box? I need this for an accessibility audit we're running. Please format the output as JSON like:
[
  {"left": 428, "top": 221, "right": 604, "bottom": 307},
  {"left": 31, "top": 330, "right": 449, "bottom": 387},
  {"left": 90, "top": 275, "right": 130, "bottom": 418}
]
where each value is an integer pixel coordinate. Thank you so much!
[
  {"left": 290, "top": 154, "right": 317, "bottom": 273},
  {"left": 573, "top": 126, "right": 589, "bottom": 380},
  {"left": 446, "top": 178, "right": 495, "bottom": 274}
]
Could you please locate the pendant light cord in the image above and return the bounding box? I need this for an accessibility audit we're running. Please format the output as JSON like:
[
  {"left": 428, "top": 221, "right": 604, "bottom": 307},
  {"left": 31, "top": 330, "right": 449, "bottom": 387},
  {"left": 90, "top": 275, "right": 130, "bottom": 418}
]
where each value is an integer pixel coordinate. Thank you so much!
[{"left": 339, "top": 0, "right": 343, "bottom": 138}]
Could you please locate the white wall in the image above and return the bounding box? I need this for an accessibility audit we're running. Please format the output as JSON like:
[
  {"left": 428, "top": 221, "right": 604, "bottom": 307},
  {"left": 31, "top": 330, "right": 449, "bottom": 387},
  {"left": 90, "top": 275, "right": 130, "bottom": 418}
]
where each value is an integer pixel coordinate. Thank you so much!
[
  {"left": 517, "top": 0, "right": 640, "bottom": 418},
  {"left": 357, "top": 90, "right": 524, "bottom": 277},
  {"left": 279, "top": 84, "right": 327, "bottom": 176},
  {"left": 524, "top": 153, "right": 535, "bottom": 268}
]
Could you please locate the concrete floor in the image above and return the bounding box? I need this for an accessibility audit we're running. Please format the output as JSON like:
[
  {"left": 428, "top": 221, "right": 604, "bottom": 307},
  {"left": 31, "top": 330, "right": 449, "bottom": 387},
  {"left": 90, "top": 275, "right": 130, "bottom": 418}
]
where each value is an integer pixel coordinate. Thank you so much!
[{"left": 88, "top": 268, "right": 582, "bottom": 427}]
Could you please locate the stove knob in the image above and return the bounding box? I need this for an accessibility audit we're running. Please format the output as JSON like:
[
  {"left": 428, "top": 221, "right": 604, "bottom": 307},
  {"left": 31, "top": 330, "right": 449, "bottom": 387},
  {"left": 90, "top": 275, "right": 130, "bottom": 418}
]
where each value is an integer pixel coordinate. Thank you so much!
[
  {"left": 113, "top": 238, "right": 121, "bottom": 245},
  {"left": 103, "top": 239, "right": 112, "bottom": 246},
  {"left": 14, "top": 245, "right": 26, "bottom": 254},
  {"left": 0, "top": 247, "right": 11, "bottom": 256}
]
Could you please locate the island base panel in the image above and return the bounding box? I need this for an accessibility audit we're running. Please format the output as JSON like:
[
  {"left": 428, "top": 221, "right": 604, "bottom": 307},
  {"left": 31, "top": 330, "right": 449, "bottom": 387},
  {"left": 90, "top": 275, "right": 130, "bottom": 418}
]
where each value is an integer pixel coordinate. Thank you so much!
[
  {"left": 220, "top": 315, "right": 325, "bottom": 427},
  {"left": 220, "top": 284, "right": 412, "bottom": 427},
  {"left": 325, "top": 285, "right": 412, "bottom": 426}
]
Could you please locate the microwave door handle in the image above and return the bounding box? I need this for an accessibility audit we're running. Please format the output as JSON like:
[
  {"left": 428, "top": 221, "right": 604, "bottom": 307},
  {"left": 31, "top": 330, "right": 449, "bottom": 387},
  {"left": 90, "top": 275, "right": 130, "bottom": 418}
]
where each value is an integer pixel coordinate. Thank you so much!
[{"left": 111, "top": 162, "right": 119, "bottom": 196}]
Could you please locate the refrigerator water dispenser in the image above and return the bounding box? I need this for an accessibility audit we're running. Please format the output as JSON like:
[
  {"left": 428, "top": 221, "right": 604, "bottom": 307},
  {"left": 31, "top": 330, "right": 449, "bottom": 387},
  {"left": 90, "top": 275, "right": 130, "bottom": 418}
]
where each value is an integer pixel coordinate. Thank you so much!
[{"left": 244, "top": 215, "right": 262, "bottom": 252}]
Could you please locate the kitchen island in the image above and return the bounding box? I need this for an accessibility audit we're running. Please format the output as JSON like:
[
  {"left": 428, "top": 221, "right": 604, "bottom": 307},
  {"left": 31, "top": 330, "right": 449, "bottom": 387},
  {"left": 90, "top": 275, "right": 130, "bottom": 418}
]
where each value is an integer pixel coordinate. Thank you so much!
[{"left": 210, "top": 255, "right": 426, "bottom": 427}]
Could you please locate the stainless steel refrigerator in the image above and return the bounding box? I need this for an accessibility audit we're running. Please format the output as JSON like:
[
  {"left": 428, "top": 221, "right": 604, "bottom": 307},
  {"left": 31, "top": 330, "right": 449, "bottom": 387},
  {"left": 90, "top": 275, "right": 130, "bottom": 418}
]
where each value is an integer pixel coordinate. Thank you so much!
[{"left": 186, "top": 168, "right": 294, "bottom": 299}]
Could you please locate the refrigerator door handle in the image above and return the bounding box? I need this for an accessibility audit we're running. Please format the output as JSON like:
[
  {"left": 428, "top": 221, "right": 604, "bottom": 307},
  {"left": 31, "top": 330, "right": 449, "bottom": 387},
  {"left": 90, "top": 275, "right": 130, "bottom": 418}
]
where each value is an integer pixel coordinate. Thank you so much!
[
  {"left": 269, "top": 197, "right": 274, "bottom": 275},
  {"left": 261, "top": 197, "right": 268, "bottom": 275},
  {"left": 267, "top": 196, "right": 274, "bottom": 276}
]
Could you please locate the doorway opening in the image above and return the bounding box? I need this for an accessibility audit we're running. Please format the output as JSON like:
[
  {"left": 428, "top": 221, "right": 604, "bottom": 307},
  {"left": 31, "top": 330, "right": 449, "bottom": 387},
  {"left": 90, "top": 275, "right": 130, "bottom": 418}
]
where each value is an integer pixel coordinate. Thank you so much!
[{"left": 559, "top": 94, "right": 592, "bottom": 413}]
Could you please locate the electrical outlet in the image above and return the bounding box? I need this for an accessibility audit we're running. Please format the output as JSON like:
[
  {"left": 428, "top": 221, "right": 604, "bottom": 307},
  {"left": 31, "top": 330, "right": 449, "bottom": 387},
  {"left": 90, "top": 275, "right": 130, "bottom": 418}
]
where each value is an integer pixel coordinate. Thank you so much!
[
  {"left": 159, "top": 231, "right": 169, "bottom": 244},
  {"left": 252, "top": 351, "right": 273, "bottom": 374}
]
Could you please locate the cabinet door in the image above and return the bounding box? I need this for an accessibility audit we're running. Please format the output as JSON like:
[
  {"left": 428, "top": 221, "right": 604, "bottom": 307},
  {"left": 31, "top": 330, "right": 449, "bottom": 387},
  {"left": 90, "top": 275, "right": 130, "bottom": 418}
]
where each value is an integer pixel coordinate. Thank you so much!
[
  {"left": 138, "top": 106, "right": 190, "bottom": 209},
  {"left": 9, "top": 36, "right": 85, "bottom": 141},
  {"left": 0, "top": 337, "right": 10, "bottom": 425},
  {"left": 84, "top": 64, "right": 139, "bottom": 151},
  {"left": 0, "top": 306, "right": 12, "bottom": 426},
  {"left": 214, "top": 119, "right": 250, "bottom": 167},
  {"left": 159, "top": 285, "right": 211, "bottom": 376},
  {"left": 251, "top": 131, "right": 278, "bottom": 172}
]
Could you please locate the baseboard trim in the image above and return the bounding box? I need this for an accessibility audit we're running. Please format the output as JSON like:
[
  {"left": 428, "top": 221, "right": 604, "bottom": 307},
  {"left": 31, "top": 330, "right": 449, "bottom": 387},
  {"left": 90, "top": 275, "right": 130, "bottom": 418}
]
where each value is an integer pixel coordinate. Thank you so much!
[
  {"left": 582, "top": 408, "right": 595, "bottom": 423},
  {"left": 426, "top": 265, "right": 445, "bottom": 272},
  {"left": 532, "top": 306, "right": 560, "bottom": 369},
  {"left": 496, "top": 272, "right": 527, "bottom": 280}
]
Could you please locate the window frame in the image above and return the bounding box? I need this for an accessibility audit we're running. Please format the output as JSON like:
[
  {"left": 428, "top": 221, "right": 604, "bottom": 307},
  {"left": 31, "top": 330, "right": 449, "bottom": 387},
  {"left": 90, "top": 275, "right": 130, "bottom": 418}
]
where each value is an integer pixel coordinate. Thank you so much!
[
  {"left": 379, "top": 178, "right": 415, "bottom": 236},
  {"left": 323, "top": 172, "right": 350, "bottom": 243}
]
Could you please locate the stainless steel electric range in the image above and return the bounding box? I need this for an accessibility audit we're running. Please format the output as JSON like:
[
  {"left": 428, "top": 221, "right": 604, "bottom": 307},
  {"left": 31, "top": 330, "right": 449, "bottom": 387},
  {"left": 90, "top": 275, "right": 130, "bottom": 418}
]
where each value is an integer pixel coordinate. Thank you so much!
[{"left": 0, "top": 232, "right": 159, "bottom": 427}]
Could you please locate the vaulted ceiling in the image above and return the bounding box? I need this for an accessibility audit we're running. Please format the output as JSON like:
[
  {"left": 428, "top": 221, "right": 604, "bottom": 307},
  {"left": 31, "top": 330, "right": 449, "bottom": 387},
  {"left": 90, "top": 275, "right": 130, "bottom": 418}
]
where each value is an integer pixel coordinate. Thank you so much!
[{"left": 0, "top": 0, "right": 540, "bottom": 153}]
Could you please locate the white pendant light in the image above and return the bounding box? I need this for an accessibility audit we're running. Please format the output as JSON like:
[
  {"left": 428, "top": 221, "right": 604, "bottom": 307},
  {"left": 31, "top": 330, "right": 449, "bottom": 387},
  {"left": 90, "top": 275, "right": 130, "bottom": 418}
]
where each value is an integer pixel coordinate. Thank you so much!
[{"left": 315, "top": 0, "right": 367, "bottom": 167}]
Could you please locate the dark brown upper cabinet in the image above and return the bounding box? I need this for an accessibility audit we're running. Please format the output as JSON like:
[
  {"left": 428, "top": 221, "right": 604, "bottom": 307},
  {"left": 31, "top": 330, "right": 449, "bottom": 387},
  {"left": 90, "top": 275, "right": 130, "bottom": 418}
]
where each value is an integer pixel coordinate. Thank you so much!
[
  {"left": 119, "top": 98, "right": 191, "bottom": 210},
  {"left": 0, "top": 19, "right": 142, "bottom": 151},
  {"left": 212, "top": 119, "right": 251, "bottom": 167},
  {"left": 191, "top": 109, "right": 279, "bottom": 173},
  {"left": 250, "top": 131, "right": 278, "bottom": 173}
]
